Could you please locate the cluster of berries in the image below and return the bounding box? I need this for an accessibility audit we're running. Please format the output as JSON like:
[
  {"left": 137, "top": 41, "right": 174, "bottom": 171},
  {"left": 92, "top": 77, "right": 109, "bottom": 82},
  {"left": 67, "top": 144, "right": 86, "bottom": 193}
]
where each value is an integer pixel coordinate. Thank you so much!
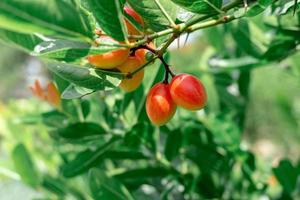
[
  {"left": 87, "top": 7, "right": 149, "bottom": 92},
  {"left": 146, "top": 74, "right": 207, "bottom": 125}
]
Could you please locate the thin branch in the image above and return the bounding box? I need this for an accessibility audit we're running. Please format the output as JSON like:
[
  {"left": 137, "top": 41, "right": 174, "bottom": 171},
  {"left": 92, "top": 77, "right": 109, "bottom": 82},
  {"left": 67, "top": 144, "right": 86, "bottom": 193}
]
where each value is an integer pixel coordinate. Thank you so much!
[
  {"left": 132, "top": 28, "right": 175, "bottom": 47},
  {"left": 158, "top": 33, "right": 179, "bottom": 56},
  {"left": 136, "top": 44, "right": 158, "bottom": 55},
  {"left": 189, "top": 15, "right": 236, "bottom": 32},
  {"left": 96, "top": 42, "right": 131, "bottom": 48},
  {"left": 127, "top": 35, "right": 145, "bottom": 40},
  {"left": 131, "top": 44, "right": 175, "bottom": 83},
  {"left": 183, "top": 32, "right": 190, "bottom": 47},
  {"left": 129, "top": 56, "right": 158, "bottom": 77},
  {"left": 159, "top": 56, "right": 175, "bottom": 83}
]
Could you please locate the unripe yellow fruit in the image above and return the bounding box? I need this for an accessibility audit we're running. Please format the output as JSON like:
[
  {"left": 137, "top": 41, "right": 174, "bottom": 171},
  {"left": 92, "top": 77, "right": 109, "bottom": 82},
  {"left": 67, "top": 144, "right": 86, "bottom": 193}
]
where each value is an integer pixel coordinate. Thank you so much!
[
  {"left": 87, "top": 36, "right": 130, "bottom": 69},
  {"left": 117, "top": 56, "right": 144, "bottom": 92}
]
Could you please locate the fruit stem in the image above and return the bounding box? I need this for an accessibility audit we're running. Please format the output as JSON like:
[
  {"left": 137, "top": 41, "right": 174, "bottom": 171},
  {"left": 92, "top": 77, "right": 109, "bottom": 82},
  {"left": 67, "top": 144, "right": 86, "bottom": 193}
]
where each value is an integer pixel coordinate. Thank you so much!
[
  {"left": 163, "top": 71, "right": 169, "bottom": 84},
  {"left": 134, "top": 44, "right": 158, "bottom": 55},
  {"left": 127, "top": 56, "right": 158, "bottom": 78},
  {"left": 159, "top": 55, "right": 175, "bottom": 84},
  {"left": 134, "top": 45, "right": 175, "bottom": 83}
]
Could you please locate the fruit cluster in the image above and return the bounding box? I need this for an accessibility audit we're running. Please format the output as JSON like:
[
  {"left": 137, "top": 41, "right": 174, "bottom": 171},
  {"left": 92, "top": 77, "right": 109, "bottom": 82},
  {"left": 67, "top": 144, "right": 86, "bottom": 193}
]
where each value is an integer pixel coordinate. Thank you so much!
[
  {"left": 87, "top": 6, "right": 207, "bottom": 126},
  {"left": 146, "top": 74, "right": 207, "bottom": 126},
  {"left": 87, "top": 6, "right": 148, "bottom": 93}
]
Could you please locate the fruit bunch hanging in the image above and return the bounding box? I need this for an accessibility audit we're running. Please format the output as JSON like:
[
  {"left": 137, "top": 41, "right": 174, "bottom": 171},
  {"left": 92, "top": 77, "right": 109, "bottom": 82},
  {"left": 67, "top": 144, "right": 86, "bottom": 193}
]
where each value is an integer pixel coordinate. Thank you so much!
[{"left": 87, "top": 6, "right": 207, "bottom": 125}]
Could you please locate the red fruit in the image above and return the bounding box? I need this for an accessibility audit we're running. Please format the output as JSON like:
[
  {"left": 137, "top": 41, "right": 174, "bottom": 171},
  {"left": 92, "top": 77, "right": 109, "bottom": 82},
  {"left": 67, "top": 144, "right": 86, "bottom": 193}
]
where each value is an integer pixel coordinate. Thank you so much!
[
  {"left": 146, "top": 83, "right": 177, "bottom": 126},
  {"left": 170, "top": 74, "right": 207, "bottom": 110},
  {"left": 124, "top": 6, "right": 144, "bottom": 36}
]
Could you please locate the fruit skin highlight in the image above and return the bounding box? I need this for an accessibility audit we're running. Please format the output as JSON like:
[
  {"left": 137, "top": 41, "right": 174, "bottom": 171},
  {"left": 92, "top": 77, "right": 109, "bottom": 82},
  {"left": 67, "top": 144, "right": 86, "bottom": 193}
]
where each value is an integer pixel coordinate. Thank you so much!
[
  {"left": 117, "top": 56, "right": 144, "bottom": 92},
  {"left": 170, "top": 74, "right": 207, "bottom": 110},
  {"left": 146, "top": 83, "right": 177, "bottom": 126},
  {"left": 124, "top": 6, "right": 144, "bottom": 36},
  {"left": 87, "top": 36, "right": 129, "bottom": 69}
]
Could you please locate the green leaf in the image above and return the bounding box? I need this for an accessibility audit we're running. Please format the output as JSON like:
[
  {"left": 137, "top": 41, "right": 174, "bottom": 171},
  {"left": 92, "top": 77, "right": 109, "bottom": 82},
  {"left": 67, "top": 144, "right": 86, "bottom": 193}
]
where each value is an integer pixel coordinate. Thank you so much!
[
  {"left": 245, "top": 0, "right": 273, "bottom": 17},
  {"left": 42, "top": 175, "right": 85, "bottom": 199},
  {"left": 12, "top": 144, "right": 40, "bottom": 188},
  {"left": 0, "top": 0, "right": 93, "bottom": 41},
  {"left": 56, "top": 122, "right": 106, "bottom": 140},
  {"left": 170, "top": 0, "right": 222, "bottom": 14},
  {"left": 276, "top": 0, "right": 300, "bottom": 15},
  {"left": 85, "top": 0, "right": 126, "bottom": 41},
  {"left": 231, "top": 20, "right": 266, "bottom": 58},
  {"left": 61, "top": 84, "right": 94, "bottom": 99},
  {"left": 34, "top": 39, "right": 121, "bottom": 62},
  {"left": 273, "top": 159, "right": 299, "bottom": 194},
  {"left": 61, "top": 138, "right": 119, "bottom": 177},
  {"left": 113, "top": 166, "right": 172, "bottom": 190},
  {"left": 204, "top": 26, "right": 225, "bottom": 52},
  {"left": 201, "top": 73, "right": 220, "bottom": 113},
  {"left": 42, "top": 175, "right": 67, "bottom": 196},
  {"left": 195, "top": 47, "right": 220, "bottom": 113},
  {"left": 208, "top": 56, "right": 262, "bottom": 73},
  {"left": 41, "top": 110, "right": 68, "bottom": 128},
  {"left": 114, "top": 167, "right": 170, "bottom": 181},
  {"left": 124, "top": 122, "right": 156, "bottom": 151},
  {"left": 104, "top": 151, "right": 148, "bottom": 160},
  {"left": 263, "top": 38, "right": 297, "bottom": 61},
  {"left": 238, "top": 70, "right": 251, "bottom": 99},
  {"left": 127, "top": 0, "right": 178, "bottom": 31},
  {"left": 123, "top": 10, "right": 143, "bottom": 33},
  {"left": 187, "top": 146, "right": 228, "bottom": 174},
  {"left": 164, "top": 129, "right": 182, "bottom": 161},
  {"left": 0, "top": 29, "right": 42, "bottom": 52},
  {"left": 81, "top": 100, "right": 91, "bottom": 119},
  {"left": 89, "top": 169, "right": 134, "bottom": 200},
  {"left": 46, "top": 62, "right": 121, "bottom": 91}
]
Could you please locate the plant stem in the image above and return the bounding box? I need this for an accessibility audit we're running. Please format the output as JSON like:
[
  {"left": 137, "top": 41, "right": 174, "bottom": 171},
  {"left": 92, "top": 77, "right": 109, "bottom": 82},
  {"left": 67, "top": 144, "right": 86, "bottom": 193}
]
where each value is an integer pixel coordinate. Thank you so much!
[
  {"left": 189, "top": 15, "right": 236, "bottom": 32},
  {"left": 74, "top": 99, "right": 84, "bottom": 122},
  {"left": 128, "top": 56, "right": 158, "bottom": 77},
  {"left": 136, "top": 45, "right": 175, "bottom": 82},
  {"left": 97, "top": 42, "right": 130, "bottom": 48},
  {"left": 158, "top": 33, "right": 179, "bottom": 56},
  {"left": 159, "top": 55, "right": 175, "bottom": 83}
]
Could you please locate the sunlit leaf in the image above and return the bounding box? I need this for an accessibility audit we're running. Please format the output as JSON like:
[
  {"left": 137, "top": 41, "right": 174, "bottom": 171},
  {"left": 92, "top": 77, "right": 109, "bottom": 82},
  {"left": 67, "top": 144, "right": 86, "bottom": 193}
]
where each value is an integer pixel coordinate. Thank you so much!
[{"left": 89, "top": 169, "right": 134, "bottom": 200}]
